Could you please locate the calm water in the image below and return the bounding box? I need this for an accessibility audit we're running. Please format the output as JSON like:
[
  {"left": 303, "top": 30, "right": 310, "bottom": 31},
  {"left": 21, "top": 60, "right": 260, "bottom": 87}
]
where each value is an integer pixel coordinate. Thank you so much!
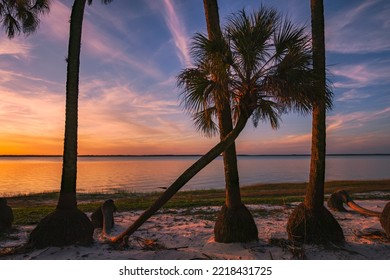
[{"left": 0, "top": 155, "right": 389, "bottom": 196}]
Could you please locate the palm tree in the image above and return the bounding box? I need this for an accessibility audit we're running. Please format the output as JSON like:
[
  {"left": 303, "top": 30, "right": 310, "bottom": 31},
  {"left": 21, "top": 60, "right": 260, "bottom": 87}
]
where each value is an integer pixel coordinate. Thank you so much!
[
  {"left": 111, "top": 6, "right": 318, "bottom": 244},
  {"left": 0, "top": 0, "right": 50, "bottom": 38},
  {"left": 201, "top": 0, "right": 257, "bottom": 243},
  {"left": 286, "top": 0, "right": 344, "bottom": 244},
  {"left": 28, "top": 0, "right": 113, "bottom": 248}
]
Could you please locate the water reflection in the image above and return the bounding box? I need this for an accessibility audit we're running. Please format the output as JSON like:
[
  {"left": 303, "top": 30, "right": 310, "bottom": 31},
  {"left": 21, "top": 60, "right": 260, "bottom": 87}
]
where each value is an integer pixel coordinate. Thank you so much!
[{"left": 0, "top": 155, "right": 389, "bottom": 196}]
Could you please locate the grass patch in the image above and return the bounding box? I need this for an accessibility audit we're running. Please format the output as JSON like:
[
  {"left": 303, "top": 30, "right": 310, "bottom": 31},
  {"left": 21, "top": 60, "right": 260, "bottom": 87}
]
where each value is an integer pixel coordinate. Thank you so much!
[
  {"left": 5, "top": 179, "right": 390, "bottom": 226},
  {"left": 13, "top": 206, "right": 56, "bottom": 225}
]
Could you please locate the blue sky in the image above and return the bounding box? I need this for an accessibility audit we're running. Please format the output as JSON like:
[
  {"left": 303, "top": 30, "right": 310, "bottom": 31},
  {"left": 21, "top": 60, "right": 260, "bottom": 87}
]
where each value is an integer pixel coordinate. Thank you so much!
[{"left": 0, "top": 0, "right": 389, "bottom": 155}]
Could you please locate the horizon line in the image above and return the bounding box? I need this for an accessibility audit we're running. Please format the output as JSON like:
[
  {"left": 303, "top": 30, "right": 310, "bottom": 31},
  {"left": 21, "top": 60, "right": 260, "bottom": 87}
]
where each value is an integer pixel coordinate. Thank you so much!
[{"left": 1, "top": 153, "right": 389, "bottom": 157}]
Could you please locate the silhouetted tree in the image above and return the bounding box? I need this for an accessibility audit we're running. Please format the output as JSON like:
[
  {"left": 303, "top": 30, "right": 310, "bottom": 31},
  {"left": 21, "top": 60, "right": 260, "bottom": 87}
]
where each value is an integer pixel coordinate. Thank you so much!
[
  {"left": 0, "top": 0, "right": 50, "bottom": 38},
  {"left": 0, "top": 198, "right": 13, "bottom": 232},
  {"left": 111, "top": 6, "right": 318, "bottom": 244},
  {"left": 29, "top": 0, "right": 113, "bottom": 248},
  {"left": 286, "top": 0, "right": 344, "bottom": 244},
  {"left": 200, "top": 0, "right": 257, "bottom": 243}
]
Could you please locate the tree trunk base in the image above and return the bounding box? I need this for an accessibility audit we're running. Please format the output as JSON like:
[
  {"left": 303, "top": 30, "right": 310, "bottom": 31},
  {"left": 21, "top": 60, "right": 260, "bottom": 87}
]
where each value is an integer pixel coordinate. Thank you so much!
[
  {"left": 214, "top": 204, "right": 258, "bottom": 243},
  {"left": 28, "top": 208, "right": 94, "bottom": 249},
  {"left": 326, "top": 190, "right": 349, "bottom": 212},
  {"left": 0, "top": 198, "right": 13, "bottom": 232},
  {"left": 380, "top": 202, "right": 390, "bottom": 238},
  {"left": 286, "top": 203, "right": 344, "bottom": 244}
]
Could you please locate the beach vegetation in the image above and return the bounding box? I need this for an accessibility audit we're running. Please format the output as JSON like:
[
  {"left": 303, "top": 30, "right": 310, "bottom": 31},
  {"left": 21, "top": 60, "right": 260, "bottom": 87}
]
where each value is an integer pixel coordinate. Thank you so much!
[{"left": 6, "top": 180, "right": 390, "bottom": 226}]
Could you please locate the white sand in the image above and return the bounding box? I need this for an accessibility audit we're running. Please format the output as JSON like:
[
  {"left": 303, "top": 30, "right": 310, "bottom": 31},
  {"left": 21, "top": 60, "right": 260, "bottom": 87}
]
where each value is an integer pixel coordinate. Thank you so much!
[{"left": 1, "top": 200, "right": 389, "bottom": 260}]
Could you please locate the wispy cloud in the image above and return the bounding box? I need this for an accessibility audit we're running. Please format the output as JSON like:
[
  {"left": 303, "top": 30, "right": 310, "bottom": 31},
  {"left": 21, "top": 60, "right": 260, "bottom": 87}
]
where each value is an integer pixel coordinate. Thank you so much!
[
  {"left": 326, "top": 0, "right": 390, "bottom": 53},
  {"left": 39, "top": 0, "right": 70, "bottom": 42},
  {"left": 38, "top": 0, "right": 164, "bottom": 80},
  {"left": 0, "top": 75, "right": 195, "bottom": 155},
  {"left": 161, "top": 0, "right": 192, "bottom": 67},
  {"left": 81, "top": 22, "right": 164, "bottom": 79},
  {"left": 336, "top": 89, "right": 372, "bottom": 102},
  {"left": 0, "top": 39, "right": 31, "bottom": 59},
  {"left": 327, "top": 108, "right": 390, "bottom": 132},
  {"left": 0, "top": 88, "right": 64, "bottom": 140},
  {"left": 332, "top": 62, "right": 390, "bottom": 88},
  {"left": 0, "top": 69, "right": 62, "bottom": 87}
]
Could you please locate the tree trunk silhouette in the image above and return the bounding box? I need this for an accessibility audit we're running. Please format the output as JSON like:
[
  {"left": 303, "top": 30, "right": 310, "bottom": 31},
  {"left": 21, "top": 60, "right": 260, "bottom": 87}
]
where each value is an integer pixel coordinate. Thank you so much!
[
  {"left": 380, "top": 202, "right": 390, "bottom": 238},
  {"left": 203, "top": 0, "right": 258, "bottom": 243},
  {"left": 111, "top": 109, "right": 253, "bottom": 244},
  {"left": 286, "top": 0, "right": 344, "bottom": 244},
  {"left": 28, "top": 0, "right": 93, "bottom": 248},
  {"left": 0, "top": 198, "right": 13, "bottom": 232}
]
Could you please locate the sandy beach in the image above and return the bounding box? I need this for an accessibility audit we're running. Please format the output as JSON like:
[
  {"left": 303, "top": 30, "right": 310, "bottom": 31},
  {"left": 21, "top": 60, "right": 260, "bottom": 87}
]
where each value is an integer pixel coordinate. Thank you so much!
[{"left": 1, "top": 199, "right": 389, "bottom": 260}]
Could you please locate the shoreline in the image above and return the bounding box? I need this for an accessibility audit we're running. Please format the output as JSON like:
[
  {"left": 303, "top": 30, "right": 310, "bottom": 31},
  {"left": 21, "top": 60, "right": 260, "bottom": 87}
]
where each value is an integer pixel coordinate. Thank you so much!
[
  {"left": 3, "top": 179, "right": 390, "bottom": 226},
  {"left": 4, "top": 178, "right": 390, "bottom": 197}
]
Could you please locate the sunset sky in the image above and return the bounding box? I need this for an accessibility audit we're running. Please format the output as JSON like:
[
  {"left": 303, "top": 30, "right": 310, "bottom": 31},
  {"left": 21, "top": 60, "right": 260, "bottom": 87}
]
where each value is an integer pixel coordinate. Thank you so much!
[{"left": 0, "top": 0, "right": 389, "bottom": 155}]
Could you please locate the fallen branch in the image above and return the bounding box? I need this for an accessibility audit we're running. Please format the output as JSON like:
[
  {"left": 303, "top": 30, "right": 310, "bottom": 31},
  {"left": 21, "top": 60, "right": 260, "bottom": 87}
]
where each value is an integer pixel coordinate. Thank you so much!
[{"left": 327, "top": 190, "right": 381, "bottom": 217}]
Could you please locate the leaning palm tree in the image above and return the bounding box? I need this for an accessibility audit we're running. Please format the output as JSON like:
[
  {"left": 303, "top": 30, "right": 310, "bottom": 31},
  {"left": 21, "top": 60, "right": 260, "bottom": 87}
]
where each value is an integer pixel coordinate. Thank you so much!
[
  {"left": 201, "top": 0, "right": 258, "bottom": 243},
  {"left": 0, "top": 0, "right": 50, "bottom": 38},
  {"left": 286, "top": 0, "right": 344, "bottom": 244},
  {"left": 29, "top": 0, "right": 113, "bottom": 248},
  {"left": 111, "top": 6, "right": 319, "bottom": 244}
]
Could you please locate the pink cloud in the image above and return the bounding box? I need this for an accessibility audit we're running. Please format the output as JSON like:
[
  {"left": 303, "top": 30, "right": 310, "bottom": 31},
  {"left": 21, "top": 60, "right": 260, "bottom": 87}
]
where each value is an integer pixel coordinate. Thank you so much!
[{"left": 0, "top": 39, "right": 31, "bottom": 59}]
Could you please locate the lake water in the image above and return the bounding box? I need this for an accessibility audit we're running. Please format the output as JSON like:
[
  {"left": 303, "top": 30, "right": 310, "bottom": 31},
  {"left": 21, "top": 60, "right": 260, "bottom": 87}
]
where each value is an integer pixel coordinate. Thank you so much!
[{"left": 0, "top": 155, "right": 389, "bottom": 196}]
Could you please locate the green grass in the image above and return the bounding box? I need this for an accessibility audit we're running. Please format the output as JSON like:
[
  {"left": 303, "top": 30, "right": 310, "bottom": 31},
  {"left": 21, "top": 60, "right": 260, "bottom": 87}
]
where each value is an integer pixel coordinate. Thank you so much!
[{"left": 6, "top": 179, "right": 390, "bottom": 226}]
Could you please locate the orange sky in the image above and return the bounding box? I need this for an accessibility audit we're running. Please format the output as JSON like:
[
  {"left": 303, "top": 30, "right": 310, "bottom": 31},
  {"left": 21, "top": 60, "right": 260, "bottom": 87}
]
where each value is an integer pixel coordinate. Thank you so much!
[{"left": 1, "top": 0, "right": 389, "bottom": 155}]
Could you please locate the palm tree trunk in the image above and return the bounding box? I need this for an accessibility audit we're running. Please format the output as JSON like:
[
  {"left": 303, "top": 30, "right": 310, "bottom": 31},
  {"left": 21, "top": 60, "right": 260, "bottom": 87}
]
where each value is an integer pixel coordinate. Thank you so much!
[
  {"left": 110, "top": 110, "right": 252, "bottom": 243},
  {"left": 203, "top": 0, "right": 256, "bottom": 243},
  {"left": 57, "top": 0, "right": 86, "bottom": 210},
  {"left": 203, "top": 0, "right": 242, "bottom": 208},
  {"left": 28, "top": 0, "right": 94, "bottom": 248},
  {"left": 286, "top": 0, "right": 344, "bottom": 244},
  {"left": 203, "top": 0, "right": 221, "bottom": 38},
  {"left": 216, "top": 95, "right": 242, "bottom": 209},
  {"left": 304, "top": 0, "right": 326, "bottom": 210}
]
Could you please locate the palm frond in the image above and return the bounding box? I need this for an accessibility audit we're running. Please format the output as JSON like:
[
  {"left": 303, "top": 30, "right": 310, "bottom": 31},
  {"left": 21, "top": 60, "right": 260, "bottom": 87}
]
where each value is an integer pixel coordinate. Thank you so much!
[
  {"left": 193, "top": 107, "right": 218, "bottom": 137},
  {"left": 3, "top": 12, "right": 21, "bottom": 38},
  {"left": 177, "top": 68, "right": 215, "bottom": 114},
  {"left": 226, "top": 7, "right": 278, "bottom": 78},
  {"left": 273, "top": 17, "right": 308, "bottom": 60},
  {"left": 18, "top": 7, "right": 39, "bottom": 35},
  {"left": 177, "top": 5, "right": 334, "bottom": 141},
  {"left": 1, "top": 0, "right": 51, "bottom": 38},
  {"left": 251, "top": 99, "right": 282, "bottom": 129},
  {"left": 31, "top": 0, "right": 51, "bottom": 13}
]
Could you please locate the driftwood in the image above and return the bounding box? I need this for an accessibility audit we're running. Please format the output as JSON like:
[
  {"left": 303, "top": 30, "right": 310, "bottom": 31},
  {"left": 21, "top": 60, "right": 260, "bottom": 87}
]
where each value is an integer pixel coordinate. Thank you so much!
[
  {"left": 327, "top": 190, "right": 381, "bottom": 217},
  {"left": 91, "top": 199, "right": 117, "bottom": 235},
  {"left": 327, "top": 190, "right": 349, "bottom": 212},
  {"left": 0, "top": 198, "right": 13, "bottom": 232}
]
